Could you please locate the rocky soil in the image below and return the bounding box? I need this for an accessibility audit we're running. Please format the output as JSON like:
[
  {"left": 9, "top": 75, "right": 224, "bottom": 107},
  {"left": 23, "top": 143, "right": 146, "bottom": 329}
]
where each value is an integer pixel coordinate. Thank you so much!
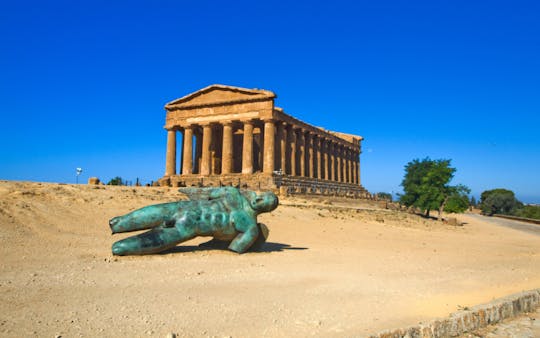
[{"left": 1, "top": 180, "right": 539, "bottom": 337}]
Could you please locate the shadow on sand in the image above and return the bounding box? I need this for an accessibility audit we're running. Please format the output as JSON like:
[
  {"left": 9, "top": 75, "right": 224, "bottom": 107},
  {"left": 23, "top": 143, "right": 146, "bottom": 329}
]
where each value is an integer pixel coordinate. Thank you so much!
[{"left": 160, "top": 239, "right": 308, "bottom": 255}]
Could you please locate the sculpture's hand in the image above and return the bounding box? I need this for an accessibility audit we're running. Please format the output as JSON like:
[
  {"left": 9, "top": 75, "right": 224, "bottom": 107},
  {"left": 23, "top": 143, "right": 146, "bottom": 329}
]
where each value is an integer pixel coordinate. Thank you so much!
[
  {"left": 109, "top": 202, "right": 180, "bottom": 234},
  {"left": 109, "top": 202, "right": 197, "bottom": 256}
]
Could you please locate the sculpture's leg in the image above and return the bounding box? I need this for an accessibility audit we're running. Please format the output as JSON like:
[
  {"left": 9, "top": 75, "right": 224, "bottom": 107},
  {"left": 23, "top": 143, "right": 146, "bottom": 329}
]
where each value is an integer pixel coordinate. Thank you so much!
[
  {"left": 249, "top": 223, "right": 270, "bottom": 251},
  {"left": 112, "top": 226, "right": 196, "bottom": 255},
  {"left": 109, "top": 202, "right": 180, "bottom": 234},
  {"left": 228, "top": 225, "right": 259, "bottom": 253}
]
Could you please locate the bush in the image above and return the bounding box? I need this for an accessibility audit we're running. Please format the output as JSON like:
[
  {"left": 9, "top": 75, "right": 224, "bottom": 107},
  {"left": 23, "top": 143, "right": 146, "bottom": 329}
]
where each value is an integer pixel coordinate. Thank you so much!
[
  {"left": 400, "top": 157, "right": 469, "bottom": 219},
  {"left": 444, "top": 192, "right": 470, "bottom": 213},
  {"left": 480, "top": 188, "right": 521, "bottom": 216},
  {"left": 470, "top": 196, "right": 477, "bottom": 208},
  {"left": 107, "top": 176, "right": 124, "bottom": 186},
  {"left": 375, "top": 192, "right": 392, "bottom": 202},
  {"left": 514, "top": 205, "right": 540, "bottom": 220}
]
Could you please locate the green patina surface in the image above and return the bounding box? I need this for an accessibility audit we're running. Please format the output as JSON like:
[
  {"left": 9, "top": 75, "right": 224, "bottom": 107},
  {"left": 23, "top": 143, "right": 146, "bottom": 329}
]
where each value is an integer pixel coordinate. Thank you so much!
[{"left": 109, "top": 187, "right": 278, "bottom": 255}]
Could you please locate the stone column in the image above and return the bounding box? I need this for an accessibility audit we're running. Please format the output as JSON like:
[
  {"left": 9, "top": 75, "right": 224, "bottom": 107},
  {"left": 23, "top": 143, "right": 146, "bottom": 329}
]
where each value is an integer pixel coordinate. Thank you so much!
[
  {"left": 182, "top": 126, "right": 193, "bottom": 175},
  {"left": 343, "top": 147, "right": 348, "bottom": 183},
  {"left": 343, "top": 146, "right": 348, "bottom": 183},
  {"left": 278, "top": 123, "right": 287, "bottom": 173},
  {"left": 344, "top": 146, "right": 349, "bottom": 182},
  {"left": 165, "top": 128, "right": 176, "bottom": 176},
  {"left": 355, "top": 152, "right": 362, "bottom": 185},
  {"left": 357, "top": 150, "right": 361, "bottom": 185},
  {"left": 354, "top": 150, "right": 358, "bottom": 184},
  {"left": 323, "top": 139, "right": 329, "bottom": 180},
  {"left": 221, "top": 121, "right": 233, "bottom": 174},
  {"left": 352, "top": 151, "right": 357, "bottom": 184},
  {"left": 344, "top": 147, "right": 349, "bottom": 183},
  {"left": 347, "top": 148, "right": 353, "bottom": 184},
  {"left": 315, "top": 136, "right": 322, "bottom": 180},
  {"left": 307, "top": 133, "right": 314, "bottom": 178},
  {"left": 342, "top": 147, "right": 347, "bottom": 183},
  {"left": 193, "top": 129, "right": 202, "bottom": 174},
  {"left": 200, "top": 124, "right": 213, "bottom": 175},
  {"left": 263, "top": 119, "right": 275, "bottom": 174},
  {"left": 329, "top": 141, "right": 335, "bottom": 181},
  {"left": 242, "top": 120, "right": 254, "bottom": 174},
  {"left": 336, "top": 144, "right": 342, "bottom": 182},
  {"left": 298, "top": 130, "right": 305, "bottom": 176},
  {"left": 289, "top": 126, "right": 297, "bottom": 176}
]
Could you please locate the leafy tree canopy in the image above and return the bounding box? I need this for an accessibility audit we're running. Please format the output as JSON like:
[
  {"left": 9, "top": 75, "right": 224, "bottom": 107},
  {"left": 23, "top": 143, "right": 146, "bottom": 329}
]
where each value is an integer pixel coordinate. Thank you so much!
[
  {"left": 400, "top": 158, "right": 469, "bottom": 219},
  {"left": 470, "top": 196, "right": 477, "bottom": 208},
  {"left": 444, "top": 186, "right": 471, "bottom": 213},
  {"left": 514, "top": 205, "right": 540, "bottom": 220},
  {"left": 375, "top": 192, "right": 393, "bottom": 202},
  {"left": 107, "top": 176, "right": 124, "bottom": 186},
  {"left": 480, "top": 188, "right": 521, "bottom": 215}
]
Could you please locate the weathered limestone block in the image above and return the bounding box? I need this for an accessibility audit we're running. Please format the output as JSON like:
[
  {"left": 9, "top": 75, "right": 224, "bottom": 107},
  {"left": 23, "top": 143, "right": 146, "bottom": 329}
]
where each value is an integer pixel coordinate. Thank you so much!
[
  {"left": 444, "top": 217, "right": 463, "bottom": 226},
  {"left": 88, "top": 177, "right": 100, "bottom": 185},
  {"left": 371, "top": 289, "right": 540, "bottom": 338},
  {"left": 420, "top": 326, "right": 433, "bottom": 337},
  {"left": 461, "top": 312, "right": 475, "bottom": 332}
]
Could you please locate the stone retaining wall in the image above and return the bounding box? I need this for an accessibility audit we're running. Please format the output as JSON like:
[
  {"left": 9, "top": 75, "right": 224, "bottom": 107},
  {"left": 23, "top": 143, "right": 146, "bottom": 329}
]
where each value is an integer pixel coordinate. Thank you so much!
[
  {"left": 159, "top": 173, "right": 371, "bottom": 198},
  {"left": 277, "top": 175, "right": 370, "bottom": 198},
  {"left": 370, "top": 289, "right": 540, "bottom": 338},
  {"left": 494, "top": 214, "right": 540, "bottom": 225}
]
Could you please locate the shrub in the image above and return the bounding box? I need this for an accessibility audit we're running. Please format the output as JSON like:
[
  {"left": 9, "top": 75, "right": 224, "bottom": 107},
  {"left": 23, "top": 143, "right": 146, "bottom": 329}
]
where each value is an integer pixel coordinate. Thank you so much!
[
  {"left": 107, "top": 176, "right": 124, "bottom": 186},
  {"left": 376, "top": 192, "right": 392, "bottom": 202},
  {"left": 480, "top": 189, "right": 521, "bottom": 215}
]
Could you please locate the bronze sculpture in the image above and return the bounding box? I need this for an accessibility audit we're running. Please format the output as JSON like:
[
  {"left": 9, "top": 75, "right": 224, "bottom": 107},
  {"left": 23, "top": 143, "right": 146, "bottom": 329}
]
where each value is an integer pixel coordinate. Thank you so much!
[{"left": 109, "top": 187, "right": 278, "bottom": 255}]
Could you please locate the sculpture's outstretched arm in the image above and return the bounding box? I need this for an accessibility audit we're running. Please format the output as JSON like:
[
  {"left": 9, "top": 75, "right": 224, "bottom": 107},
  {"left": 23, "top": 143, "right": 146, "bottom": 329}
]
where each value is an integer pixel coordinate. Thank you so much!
[
  {"left": 179, "top": 186, "right": 240, "bottom": 201},
  {"left": 109, "top": 202, "right": 179, "bottom": 234},
  {"left": 112, "top": 225, "right": 195, "bottom": 256},
  {"left": 228, "top": 212, "right": 259, "bottom": 253}
]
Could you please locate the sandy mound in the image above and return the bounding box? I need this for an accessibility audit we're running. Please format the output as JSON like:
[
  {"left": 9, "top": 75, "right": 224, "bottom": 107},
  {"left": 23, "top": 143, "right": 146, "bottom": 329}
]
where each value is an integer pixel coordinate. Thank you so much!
[{"left": 1, "top": 181, "right": 539, "bottom": 337}]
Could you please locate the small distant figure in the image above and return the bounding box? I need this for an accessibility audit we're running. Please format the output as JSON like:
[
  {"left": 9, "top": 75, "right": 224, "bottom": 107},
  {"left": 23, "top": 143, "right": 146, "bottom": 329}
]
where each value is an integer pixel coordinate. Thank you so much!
[{"left": 109, "top": 187, "right": 279, "bottom": 255}]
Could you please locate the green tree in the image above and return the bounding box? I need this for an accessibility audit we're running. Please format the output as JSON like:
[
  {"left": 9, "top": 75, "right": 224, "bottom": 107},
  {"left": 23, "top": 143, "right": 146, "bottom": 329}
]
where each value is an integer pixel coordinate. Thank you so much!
[
  {"left": 400, "top": 158, "right": 469, "bottom": 220},
  {"left": 444, "top": 186, "right": 472, "bottom": 213},
  {"left": 107, "top": 176, "right": 124, "bottom": 186},
  {"left": 375, "top": 192, "right": 393, "bottom": 202},
  {"left": 514, "top": 205, "right": 540, "bottom": 220},
  {"left": 470, "top": 196, "right": 477, "bottom": 208},
  {"left": 480, "top": 189, "right": 521, "bottom": 215}
]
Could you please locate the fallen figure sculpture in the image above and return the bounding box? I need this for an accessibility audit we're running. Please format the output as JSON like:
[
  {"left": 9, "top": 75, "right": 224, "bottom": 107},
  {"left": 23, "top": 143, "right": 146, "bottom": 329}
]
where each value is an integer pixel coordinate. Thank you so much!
[{"left": 109, "top": 187, "right": 279, "bottom": 255}]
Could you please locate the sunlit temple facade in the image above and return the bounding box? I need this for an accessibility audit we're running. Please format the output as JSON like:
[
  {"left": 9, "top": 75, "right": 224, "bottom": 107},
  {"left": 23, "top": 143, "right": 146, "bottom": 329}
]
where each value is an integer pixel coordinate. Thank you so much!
[{"left": 158, "top": 84, "right": 368, "bottom": 197}]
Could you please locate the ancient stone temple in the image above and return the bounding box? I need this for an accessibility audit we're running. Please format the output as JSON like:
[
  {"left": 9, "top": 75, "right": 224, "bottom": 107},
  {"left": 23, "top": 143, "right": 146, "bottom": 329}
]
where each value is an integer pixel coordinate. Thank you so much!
[{"left": 158, "top": 84, "right": 369, "bottom": 197}]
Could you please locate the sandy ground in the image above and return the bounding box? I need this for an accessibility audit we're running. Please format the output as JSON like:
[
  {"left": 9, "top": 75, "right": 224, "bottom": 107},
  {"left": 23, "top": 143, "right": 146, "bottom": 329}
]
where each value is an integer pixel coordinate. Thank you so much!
[{"left": 1, "top": 181, "right": 539, "bottom": 337}]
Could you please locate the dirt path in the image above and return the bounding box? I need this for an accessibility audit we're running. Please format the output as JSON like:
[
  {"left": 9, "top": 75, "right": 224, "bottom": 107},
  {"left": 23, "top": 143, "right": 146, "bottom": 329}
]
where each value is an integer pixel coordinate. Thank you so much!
[
  {"left": 1, "top": 181, "right": 539, "bottom": 337},
  {"left": 463, "top": 213, "right": 540, "bottom": 236}
]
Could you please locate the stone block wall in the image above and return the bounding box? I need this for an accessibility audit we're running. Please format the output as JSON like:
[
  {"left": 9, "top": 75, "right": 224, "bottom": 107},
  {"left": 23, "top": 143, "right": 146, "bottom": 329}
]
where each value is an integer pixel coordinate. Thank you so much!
[
  {"left": 370, "top": 289, "right": 540, "bottom": 338},
  {"left": 158, "top": 173, "right": 370, "bottom": 198}
]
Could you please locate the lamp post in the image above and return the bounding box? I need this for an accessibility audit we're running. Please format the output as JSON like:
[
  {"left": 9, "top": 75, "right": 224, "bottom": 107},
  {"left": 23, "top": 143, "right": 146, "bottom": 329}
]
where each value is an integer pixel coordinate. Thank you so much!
[{"left": 76, "top": 168, "right": 83, "bottom": 184}]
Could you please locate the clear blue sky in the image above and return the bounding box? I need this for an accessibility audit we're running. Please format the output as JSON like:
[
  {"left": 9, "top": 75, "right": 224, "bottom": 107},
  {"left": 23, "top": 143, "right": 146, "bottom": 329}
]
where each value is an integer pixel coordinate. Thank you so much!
[{"left": 1, "top": 1, "right": 539, "bottom": 203}]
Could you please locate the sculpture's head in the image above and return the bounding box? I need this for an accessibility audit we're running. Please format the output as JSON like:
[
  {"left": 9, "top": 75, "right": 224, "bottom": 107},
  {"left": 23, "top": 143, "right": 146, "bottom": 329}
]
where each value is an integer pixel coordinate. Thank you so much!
[{"left": 250, "top": 191, "right": 279, "bottom": 213}]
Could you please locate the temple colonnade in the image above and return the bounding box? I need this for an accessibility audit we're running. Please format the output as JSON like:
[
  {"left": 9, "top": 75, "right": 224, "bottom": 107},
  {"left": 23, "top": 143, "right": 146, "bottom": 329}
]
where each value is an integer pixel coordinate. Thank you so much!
[{"left": 164, "top": 118, "right": 361, "bottom": 185}]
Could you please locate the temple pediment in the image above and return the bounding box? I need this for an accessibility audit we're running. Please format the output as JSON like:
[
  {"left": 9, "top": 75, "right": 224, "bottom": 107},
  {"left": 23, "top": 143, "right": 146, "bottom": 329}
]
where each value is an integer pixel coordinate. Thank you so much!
[{"left": 165, "top": 84, "right": 276, "bottom": 110}]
